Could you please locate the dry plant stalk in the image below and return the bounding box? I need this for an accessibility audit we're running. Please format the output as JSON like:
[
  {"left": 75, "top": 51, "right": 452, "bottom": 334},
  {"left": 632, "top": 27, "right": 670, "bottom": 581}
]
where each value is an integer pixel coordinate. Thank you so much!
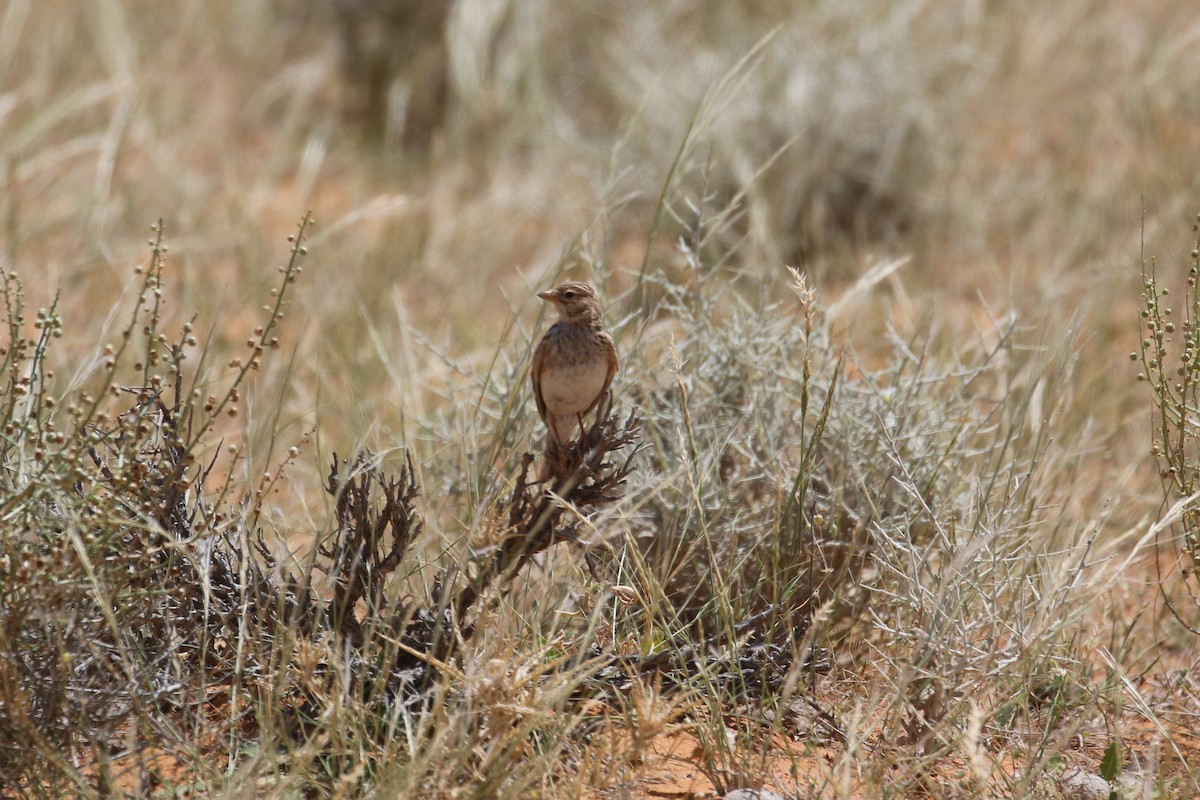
[{"left": 1138, "top": 217, "right": 1200, "bottom": 632}]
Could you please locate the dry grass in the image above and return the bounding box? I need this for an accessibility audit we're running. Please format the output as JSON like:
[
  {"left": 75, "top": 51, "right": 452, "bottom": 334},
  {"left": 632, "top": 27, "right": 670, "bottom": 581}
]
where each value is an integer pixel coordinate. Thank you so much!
[{"left": 3, "top": 1, "right": 1200, "bottom": 797}]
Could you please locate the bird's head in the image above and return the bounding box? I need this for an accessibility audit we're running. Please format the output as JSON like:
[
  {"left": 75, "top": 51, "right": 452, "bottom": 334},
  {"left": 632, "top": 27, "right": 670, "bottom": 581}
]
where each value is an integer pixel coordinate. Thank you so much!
[{"left": 538, "top": 281, "right": 602, "bottom": 323}]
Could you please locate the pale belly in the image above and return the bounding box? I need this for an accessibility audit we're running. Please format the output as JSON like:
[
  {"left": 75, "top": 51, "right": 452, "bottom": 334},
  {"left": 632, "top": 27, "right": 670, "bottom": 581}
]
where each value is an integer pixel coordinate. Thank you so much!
[{"left": 540, "top": 360, "right": 608, "bottom": 415}]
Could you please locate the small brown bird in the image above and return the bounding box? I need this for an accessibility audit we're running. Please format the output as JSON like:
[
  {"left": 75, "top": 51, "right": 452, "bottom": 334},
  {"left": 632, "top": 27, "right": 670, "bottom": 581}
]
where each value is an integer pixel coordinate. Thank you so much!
[{"left": 531, "top": 281, "right": 618, "bottom": 445}]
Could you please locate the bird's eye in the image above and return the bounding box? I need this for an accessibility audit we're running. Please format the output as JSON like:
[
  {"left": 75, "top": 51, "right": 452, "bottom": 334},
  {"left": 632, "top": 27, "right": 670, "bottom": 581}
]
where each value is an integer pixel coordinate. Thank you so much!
[{"left": 563, "top": 291, "right": 576, "bottom": 299}]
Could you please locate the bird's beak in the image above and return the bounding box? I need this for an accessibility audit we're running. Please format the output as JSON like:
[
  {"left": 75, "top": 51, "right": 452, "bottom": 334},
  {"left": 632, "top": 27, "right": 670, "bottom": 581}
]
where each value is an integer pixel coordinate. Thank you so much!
[{"left": 537, "top": 290, "right": 555, "bottom": 301}]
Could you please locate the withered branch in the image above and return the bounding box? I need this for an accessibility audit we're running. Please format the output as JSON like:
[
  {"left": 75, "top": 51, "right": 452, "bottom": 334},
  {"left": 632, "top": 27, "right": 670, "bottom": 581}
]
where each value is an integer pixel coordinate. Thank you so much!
[
  {"left": 322, "top": 451, "right": 422, "bottom": 646},
  {"left": 451, "top": 405, "right": 643, "bottom": 630}
]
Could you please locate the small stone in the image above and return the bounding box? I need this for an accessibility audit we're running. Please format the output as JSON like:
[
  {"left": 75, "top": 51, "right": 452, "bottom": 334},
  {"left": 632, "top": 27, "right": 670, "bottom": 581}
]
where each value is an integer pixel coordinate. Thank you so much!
[
  {"left": 1115, "top": 769, "right": 1150, "bottom": 799},
  {"left": 724, "top": 791, "right": 786, "bottom": 800},
  {"left": 1060, "top": 768, "right": 1110, "bottom": 800}
]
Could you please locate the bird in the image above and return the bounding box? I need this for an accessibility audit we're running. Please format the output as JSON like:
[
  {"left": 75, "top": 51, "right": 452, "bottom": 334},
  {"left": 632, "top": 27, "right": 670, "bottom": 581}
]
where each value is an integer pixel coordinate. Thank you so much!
[{"left": 531, "top": 281, "right": 618, "bottom": 446}]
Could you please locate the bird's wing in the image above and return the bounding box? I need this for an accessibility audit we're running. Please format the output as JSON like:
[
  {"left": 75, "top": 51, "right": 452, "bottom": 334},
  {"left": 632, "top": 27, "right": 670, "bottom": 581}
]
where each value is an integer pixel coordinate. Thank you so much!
[
  {"left": 602, "top": 332, "right": 618, "bottom": 394},
  {"left": 531, "top": 334, "right": 548, "bottom": 421},
  {"left": 590, "top": 331, "right": 619, "bottom": 415}
]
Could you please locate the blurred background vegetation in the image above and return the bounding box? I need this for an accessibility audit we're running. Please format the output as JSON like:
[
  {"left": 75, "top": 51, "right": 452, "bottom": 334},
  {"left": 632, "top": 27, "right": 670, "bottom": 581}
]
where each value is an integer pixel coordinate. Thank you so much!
[{"left": 4, "top": 0, "right": 1198, "bottom": 506}]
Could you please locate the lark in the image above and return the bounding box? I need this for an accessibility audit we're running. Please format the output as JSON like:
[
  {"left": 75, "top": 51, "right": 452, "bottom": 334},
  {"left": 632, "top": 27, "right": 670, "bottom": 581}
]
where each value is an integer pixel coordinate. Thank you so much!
[{"left": 532, "top": 281, "right": 618, "bottom": 446}]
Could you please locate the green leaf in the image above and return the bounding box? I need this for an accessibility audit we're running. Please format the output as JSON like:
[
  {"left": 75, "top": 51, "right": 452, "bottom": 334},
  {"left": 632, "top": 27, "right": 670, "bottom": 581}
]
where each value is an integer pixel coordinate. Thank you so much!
[{"left": 1099, "top": 739, "right": 1121, "bottom": 782}]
